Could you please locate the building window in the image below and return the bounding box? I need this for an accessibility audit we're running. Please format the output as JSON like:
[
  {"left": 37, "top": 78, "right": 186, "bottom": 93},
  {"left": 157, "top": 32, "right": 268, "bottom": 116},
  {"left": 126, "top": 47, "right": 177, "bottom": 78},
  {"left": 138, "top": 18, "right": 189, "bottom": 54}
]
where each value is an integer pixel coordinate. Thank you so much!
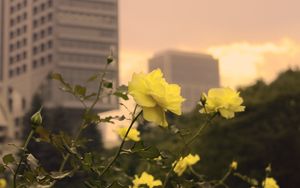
[
  {"left": 10, "top": 19, "right": 15, "bottom": 26},
  {"left": 16, "top": 67, "right": 21, "bottom": 75},
  {"left": 40, "top": 43, "right": 45, "bottom": 52},
  {"left": 16, "top": 28, "right": 21, "bottom": 36},
  {"left": 41, "top": 57, "right": 45, "bottom": 65},
  {"left": 48, "top": 54, "right": 53, "bottom": 62},
  {"left": 10, "top": 57, "right": 14, "bottom": 64},
  {"left": 47, "top": 27, "right": 53, "bottom": 35},
  {"left": 10, "top": 32, "right": 14, "bottom": 39},
  {"left": 9, "top": 70, "right": 14, "bottom": 78},
  {"left": 10, "top": 44, "right": 14, "bottom": 52},
  {"left": 33, "top": 33, "right": 38, "bottom": 41},
  {"left": 16, "top": 41, "right": 21, "bottom": 48},
  {"left": 23, "top": 0, "right": 27, "bottom": 7},
  {"left": 41, "top": 16, "right": 45, "bottom": 24},
  {"left": 33, "top": 20, "right": 38, "bottom": 28},
  {"left": 33, "top": 60, "right": 38, "bottom": 68},
  {"left": 17, "top": 15, "right": 21, "bottom": 23},
  {"left": 47, "top": 40, "right": 53, "bottom": 48},
  {"left": 23, "top": 51, "right": 27, "bottom": 59},
  {"left": 48, "top": 13, "right": 53, "bottom": 21},
  {"left": 16, "top": 54, "right": 21, "bottom": 62},
  {"left": 22, "top": 98, "right": 26, "bottom": 109},
  {"left": 23, "top": 12, "right": 27, "bottom": 20},
  {"left": 23, "top": 25, "right": 27, "bottom": 33},
  {"left": 40, "top": 30, "right": 45, "bottom": 38},
  {"left": 17, "top": 3, "right": 21, "bottom": 10},
  {"left": 10, "top": 6, "right": 15, "bottom": 14},
  {"left": 8, "top": 98, "right": 13, "bottom": 112},
  {"left": 48, "top": 0, "right": 53, "bottom": 7},
  {"left": 41, "top": 3, "right": 45, "bottom": 11},
  {"left": 33, "top": 46, "right": 38, "bottom": 54},
  {"left": 23, "top": 38, "right": 27, "bottom": 46},
  {"left": 33, "top": 7, "right": 38, "bottom": 15}
]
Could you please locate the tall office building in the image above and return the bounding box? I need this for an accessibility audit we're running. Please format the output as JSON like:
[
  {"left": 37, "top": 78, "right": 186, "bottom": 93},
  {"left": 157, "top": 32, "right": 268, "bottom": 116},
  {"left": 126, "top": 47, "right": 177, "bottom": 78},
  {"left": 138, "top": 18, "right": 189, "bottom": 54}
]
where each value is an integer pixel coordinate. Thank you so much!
[
  {"left": 0, "top": 0, "right": 119, "bottom": 143},
  {"left": 149, "top": 50, "right": 220, "bottom": 112}
]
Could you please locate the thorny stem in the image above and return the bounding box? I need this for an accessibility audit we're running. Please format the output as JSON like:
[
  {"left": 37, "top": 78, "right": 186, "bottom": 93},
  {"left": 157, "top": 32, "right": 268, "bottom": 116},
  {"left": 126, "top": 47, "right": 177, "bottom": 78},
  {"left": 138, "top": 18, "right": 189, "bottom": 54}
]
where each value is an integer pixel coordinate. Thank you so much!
[
  {"left": 99, "top": 109, "right": 143, "bottom": 177},
  {"left": 13, "top": 130, "right": 35, "bottom": 188}
]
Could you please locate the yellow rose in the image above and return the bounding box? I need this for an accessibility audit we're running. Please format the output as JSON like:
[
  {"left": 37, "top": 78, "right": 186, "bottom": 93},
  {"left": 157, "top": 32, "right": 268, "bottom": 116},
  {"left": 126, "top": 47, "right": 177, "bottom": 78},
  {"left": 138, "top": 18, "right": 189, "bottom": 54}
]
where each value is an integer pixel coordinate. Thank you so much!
[
  {"left": 131, "top": 172, "right": 162, "bottom": 188},
  {"left": 230, "top": 161, "right": 238, "bottom": 170},
  {"left": 263, "top": 177, "right": 280, "bottom": 188},
  {"left": 173, "top": 154, "right": 200, "bottom": 176},
  {"left": 200, "top": 87, "right": 245, "bottom": 119},
  {"left": 0, "top": 179, "right": 7, "bottom": 188},
  {"left": 117, "top": 127, "right": 140, "bottom": 142},
  {"left": 128, "top": 69, "right": 185, "bottom": 127}
]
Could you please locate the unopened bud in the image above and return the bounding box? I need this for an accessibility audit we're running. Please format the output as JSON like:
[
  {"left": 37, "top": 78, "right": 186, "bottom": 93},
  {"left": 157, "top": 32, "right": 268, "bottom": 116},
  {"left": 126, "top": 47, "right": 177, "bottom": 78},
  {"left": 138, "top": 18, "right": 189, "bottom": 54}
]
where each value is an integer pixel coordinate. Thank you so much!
[
  {"left": 200, "top": 92, "right": 207, "bottom": 106},
  {"left": 265, "top": 164, "right": 272, "bottom": 173},
  {"left": 31, "top": 108, "right": 43, "bottom": 128},
  {"left": 230, "top": 161, "right": 238, "bottom": 170}
]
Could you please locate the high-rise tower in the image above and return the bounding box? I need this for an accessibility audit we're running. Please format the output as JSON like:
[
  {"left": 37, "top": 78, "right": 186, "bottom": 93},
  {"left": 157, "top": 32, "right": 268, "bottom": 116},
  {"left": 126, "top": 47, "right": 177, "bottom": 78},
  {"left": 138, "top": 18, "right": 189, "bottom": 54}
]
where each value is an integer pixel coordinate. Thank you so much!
[{"left": 0, "top": 0, "right": 119, "bottom": 142}]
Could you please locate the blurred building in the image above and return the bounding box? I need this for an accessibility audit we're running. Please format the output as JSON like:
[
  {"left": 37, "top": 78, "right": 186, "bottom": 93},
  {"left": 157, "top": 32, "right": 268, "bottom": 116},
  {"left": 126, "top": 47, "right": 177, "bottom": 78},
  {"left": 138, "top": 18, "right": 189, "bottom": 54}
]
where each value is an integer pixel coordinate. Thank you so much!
[
  {"left": 0, "top": 0, "right": 119, "bottom": 143},
  {"left": 149, "top": 50, "right": 220, "bottom": 112}
]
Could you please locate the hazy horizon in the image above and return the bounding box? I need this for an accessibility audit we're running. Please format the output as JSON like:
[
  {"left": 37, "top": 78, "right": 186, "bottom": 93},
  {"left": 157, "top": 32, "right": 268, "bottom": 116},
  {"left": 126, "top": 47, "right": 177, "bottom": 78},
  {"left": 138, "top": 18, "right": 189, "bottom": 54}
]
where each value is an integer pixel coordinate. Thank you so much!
[{"left": 119, "top": 0, "right": 300, "bottom": 88}]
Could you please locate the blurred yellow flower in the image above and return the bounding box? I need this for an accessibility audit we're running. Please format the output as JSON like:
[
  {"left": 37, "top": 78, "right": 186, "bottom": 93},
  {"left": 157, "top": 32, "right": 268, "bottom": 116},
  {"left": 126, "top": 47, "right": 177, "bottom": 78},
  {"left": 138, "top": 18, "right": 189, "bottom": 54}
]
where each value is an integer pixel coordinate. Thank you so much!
[
  {"left": 263, "top": 177, "right": 280, "bottom": 188},
  {"left": 230, "top": 161, "right": 238, "bottom": 170},
  {"left": 130, "top": 172, "right": 162, "bottom": 188},
  {"left": 117, "top": 127, "right": 140, "bottom": 142},
  {"left": 0, "top": 178, "right": 7, "bottom": 188},
  {"left": 173, "top": 154, "right": 200, "bottom": 176},
  {"left": 200, "top": 87, "right": 245, "bottom": 119},
  {"left": 128, "top": 69, "right": 185, "bottom": 127}
]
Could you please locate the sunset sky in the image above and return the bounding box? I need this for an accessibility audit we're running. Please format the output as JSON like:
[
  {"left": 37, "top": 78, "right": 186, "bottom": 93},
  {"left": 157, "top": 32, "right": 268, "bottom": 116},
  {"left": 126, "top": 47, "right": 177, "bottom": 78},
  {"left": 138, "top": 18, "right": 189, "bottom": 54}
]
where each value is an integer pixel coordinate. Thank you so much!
[{"left": 119, "top": 0, "right": 300, "bottom": 88}]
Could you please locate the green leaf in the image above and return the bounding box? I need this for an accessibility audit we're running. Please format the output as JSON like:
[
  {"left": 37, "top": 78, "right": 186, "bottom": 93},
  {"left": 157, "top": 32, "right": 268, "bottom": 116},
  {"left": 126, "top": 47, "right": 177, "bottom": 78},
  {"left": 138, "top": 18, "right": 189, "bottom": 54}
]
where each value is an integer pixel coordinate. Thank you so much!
[
  {"left": 113, "top": 85, "right": 129, "bottom": 100},
  {"left": 51, "top": 73, "right": 63, "bottom": 82},
  {"left": 107, "top": 55, "right": 114, "bottom": 64},
  {"left": 35, "top": 126, "right": 50, "bottom": 142},
  {"left": 0, "top": 164, "right": 5, "bottom": 173},
  {"left": 104, "top": 81, "right": 113, "bottom": 89},
  {"left": 87, "top": 74, "right": 98, "bottom": 82},
  {"left": 74, "top": 85, "right": 86, "bottom": 97},
  {"left": 116, "top": 85, "right": 128, "bottom": 93},
  {"left": 3, "top": 154, "right": 15, "bottom": 164},
  {"left": 83, "top": 112, "right": 100, "bottom": 124},
  {"left": 139, "top": 145, "right": 160, "bottom": 159},
  {"left": 131, "top": 142, "right": 160, "bottom": 159},
  {"left": 113, "top": 92, "right": 129, "bottom": 100},
  {"left": 83, "top": 153, "right": 93, "bottom": 166}
]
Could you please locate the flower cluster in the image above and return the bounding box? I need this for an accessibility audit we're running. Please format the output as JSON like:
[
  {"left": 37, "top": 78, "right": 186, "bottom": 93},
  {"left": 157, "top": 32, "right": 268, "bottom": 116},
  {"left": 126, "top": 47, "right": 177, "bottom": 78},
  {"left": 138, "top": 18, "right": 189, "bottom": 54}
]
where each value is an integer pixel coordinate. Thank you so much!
[
  {"left": 130, "top": 172, "right": 162, "bottom": 188},
  {"left": 173, "top": 154, "right": 200, "bottom": 176},
  {"left": 200, "top": 87, "right": 245, "bottom": 119},
  {"left": 128, "top": 69, "right": 185, "bottom": 127}
]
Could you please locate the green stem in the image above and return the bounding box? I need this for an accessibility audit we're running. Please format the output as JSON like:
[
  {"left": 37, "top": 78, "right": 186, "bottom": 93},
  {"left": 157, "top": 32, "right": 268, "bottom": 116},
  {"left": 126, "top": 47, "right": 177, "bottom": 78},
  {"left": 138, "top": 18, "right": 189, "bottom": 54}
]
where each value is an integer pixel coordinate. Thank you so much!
[
  {"left": 58, "top": 123, "right": 85, "bottom": 172},
  {"left": 57, "top": 63, "right": 110, "bottom": 173},
  {"left": 13, "top": 130, "right": 34, "bottom": 188},
  {"left": 162, "top": 114, "right": 216, "bottom": 188},
  {"left": 99, "top": 110, "right": 143, "bottom": 177}
]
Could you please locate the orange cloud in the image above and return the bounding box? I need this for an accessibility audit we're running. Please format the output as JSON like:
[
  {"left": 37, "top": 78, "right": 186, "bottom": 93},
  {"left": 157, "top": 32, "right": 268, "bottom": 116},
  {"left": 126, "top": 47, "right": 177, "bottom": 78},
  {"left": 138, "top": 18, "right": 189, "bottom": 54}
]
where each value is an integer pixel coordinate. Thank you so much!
[{"left": 207, "top": 38, "right": 300, "bottom": 88}]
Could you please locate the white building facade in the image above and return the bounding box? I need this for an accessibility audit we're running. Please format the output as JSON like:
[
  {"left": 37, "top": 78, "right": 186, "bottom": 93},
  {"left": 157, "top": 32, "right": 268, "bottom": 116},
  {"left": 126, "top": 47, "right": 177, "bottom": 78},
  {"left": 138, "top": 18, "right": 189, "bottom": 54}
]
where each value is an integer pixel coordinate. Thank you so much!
[{"left": 0, "top": 0, "right": 119, "bottom": 146}]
